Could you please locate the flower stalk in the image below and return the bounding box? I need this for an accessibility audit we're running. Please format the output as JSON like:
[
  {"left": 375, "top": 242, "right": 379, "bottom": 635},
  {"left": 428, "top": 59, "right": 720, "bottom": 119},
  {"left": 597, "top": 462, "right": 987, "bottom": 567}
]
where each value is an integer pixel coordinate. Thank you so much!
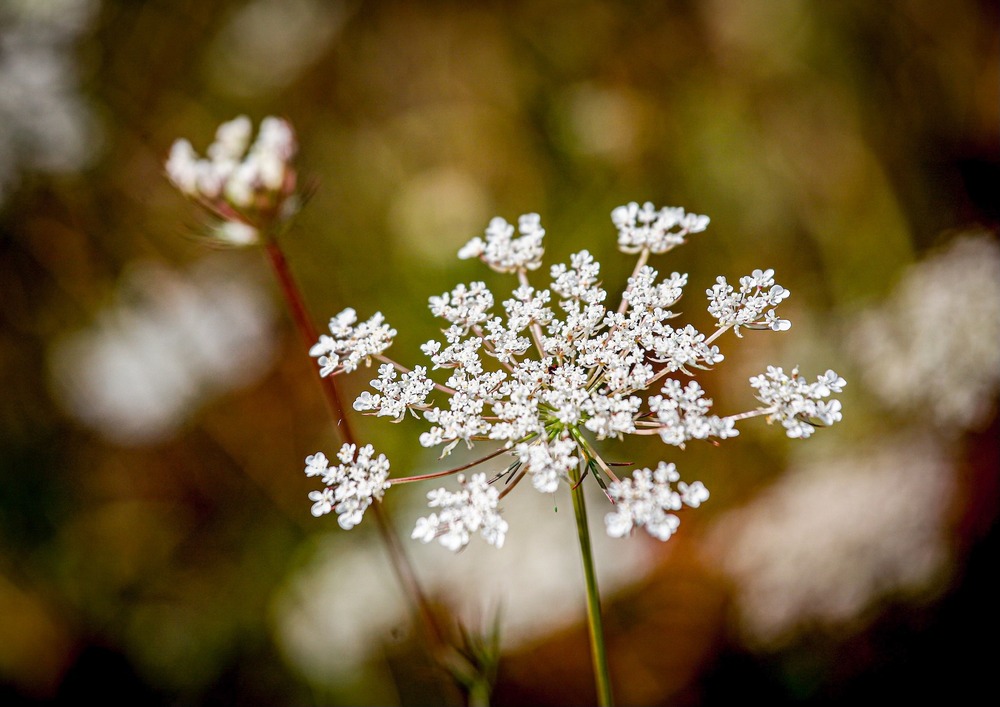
[{"left": 569, "top": 461, "right": 614, "bottom": 707}]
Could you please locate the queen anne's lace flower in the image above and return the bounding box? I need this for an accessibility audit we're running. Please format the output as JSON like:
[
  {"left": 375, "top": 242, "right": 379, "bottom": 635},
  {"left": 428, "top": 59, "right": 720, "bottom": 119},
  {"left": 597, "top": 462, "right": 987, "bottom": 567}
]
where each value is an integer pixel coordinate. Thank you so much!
[
  {"left": 412, "top": 473, "right": 509, "bottom": 551},
  {"left": 303, "top": 203, "right": 843, "bottom": 548},
  {"left": 164, "top": 119, "right": 847, "bottom": 552},
  {"left": 304, "top": 444, "right": 391, "bottom": 529}
]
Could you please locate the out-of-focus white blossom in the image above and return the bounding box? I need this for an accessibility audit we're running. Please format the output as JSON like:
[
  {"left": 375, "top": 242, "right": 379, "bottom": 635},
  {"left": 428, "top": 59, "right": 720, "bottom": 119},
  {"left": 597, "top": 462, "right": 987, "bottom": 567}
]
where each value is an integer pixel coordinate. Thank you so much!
[
  {"left": 165, "top": 116, "right": 298, "bottom": 244},
  {"left": 708, "top": 437, "right": 954, "bottom": 648},
  {"left": 412, "top": 473, "right": 509, "bottom": 551},
  {"left": 276, "top": 483, "right": 653, "bottom": 683},
  {"left": 303, "top": 444, "right": 391, "bottom": 529},
  {"left": 849, "top": 234, "right": 1000, "bottom": 431},
  {"left": 0, "top": 0, "right": 101, "bottom": 203},
  {"left": 48, "top": 256, "right": 276, "bottom": 445}
]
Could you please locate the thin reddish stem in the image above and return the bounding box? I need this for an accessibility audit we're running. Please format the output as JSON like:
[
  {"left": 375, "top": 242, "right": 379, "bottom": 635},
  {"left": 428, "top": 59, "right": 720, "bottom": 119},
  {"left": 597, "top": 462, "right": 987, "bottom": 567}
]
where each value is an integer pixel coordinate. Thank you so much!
[
  {"left": 389, "top": 446, "right": 511, "bottom": 485},
  {"left": 265, "top": 241, "right": 355, "bottom": 440},
  {"left": 262, "top": 238, "right": 453, "bottom": 665}
]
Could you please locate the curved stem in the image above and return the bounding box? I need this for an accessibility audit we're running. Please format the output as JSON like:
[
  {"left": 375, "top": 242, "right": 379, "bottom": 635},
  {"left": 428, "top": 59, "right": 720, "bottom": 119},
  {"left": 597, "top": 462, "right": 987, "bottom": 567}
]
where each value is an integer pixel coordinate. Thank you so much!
[
  {"left": 569, "top": 463, "right": 614, "bottom": 707},
  {"left": 262, "top": 238, "right": 460, "bottom": 679},
  {"left": 389, "top": 446, "right": 511, "bottom": 485},
  {"left": 265, "top": 241, "right": 354, "bottom": 430}
]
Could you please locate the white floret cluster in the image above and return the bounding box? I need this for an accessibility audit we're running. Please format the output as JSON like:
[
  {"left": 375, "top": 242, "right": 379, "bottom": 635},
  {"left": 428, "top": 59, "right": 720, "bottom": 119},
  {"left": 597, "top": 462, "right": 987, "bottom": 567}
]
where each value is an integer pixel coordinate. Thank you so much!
[
  {"left": 165, "top": 116, "right": 298, "bottom": 244},
  {"left": 458, "top": 213, "right": 546, "bottom": 272},
  {"left": 707, "top": 268, "right": 791, "bottom": 336},
  {"left": 304, "top": 205, "right": 845, "bottom": 550},
  {"left": 304, "top": 444, "right": 391, "bottom": 529},
  {"left": 749, "top": 367, "right": 846, "bottom": 439},
  {"left": 605, "top": 462, "right": 710, "bottom": 541},
  {"left": 411, "top": 473, "right": 509, "bottom": 551},
  {"left": 309, "top": 308, "right": 397, "bottom": 376},
  {"left": 611, "top": 201, "right": 710, "bottom": 254}
]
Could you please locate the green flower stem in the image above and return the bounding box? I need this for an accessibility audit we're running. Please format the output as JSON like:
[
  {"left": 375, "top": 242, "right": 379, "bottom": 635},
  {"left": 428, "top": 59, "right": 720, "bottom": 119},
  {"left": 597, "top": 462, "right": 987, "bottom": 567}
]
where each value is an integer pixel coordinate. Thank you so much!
[{"left": 569, "top": 464, "right": 615, "bottom": 707}]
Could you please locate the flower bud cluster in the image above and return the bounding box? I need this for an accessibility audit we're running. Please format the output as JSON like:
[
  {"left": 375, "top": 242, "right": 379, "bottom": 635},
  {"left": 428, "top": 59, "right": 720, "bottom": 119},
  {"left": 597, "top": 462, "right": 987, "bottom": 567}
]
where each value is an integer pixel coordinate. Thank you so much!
[{"left": 165, "top": 116, "right": 298, "bottom": 244}]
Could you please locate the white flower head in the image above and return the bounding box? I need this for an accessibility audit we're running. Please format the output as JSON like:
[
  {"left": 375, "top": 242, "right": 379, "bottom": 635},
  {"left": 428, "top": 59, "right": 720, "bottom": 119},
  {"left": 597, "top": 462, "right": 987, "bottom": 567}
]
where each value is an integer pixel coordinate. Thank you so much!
[
  {"left": 458, "top": 213, "right": 546, "bottom": 273},
  {"left": 749, "top": 366, "right": 846, "bottom": 438},
  {"left": 305, "top": 443, "right": 391, "bottom": 529},
  {"left": 612, "top": 201, "right": 709, "bottom": 254},
  {"left": 312, "top": 203, "right": 843, "bottom": 543},
  {"left": 309, "top": 308, "right": 397, "bottom": 376},
  {"left": 412, "top": 473, "right": 509, "bottom": 551},
  {"left": 166, "top": 116, "right": 299, "bottom": 244},
  {"left": 604, "top": 462, "right": 707, "bottom": 541}
]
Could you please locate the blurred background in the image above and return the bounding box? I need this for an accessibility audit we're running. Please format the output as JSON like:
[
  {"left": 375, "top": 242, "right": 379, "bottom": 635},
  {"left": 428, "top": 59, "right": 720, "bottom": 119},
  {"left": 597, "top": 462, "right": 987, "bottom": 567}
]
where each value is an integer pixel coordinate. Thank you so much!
[{"left": 1, "top": 0, "right": 998, "bottom": 704}]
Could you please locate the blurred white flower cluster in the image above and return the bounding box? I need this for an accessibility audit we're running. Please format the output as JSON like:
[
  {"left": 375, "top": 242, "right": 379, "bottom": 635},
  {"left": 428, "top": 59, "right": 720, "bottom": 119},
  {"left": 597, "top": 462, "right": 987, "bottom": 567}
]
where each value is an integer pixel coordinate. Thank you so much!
[
  {"left": 305, "top": 203, "right": 846, "bottom": 550},
  {"left": 0, "top": 0, "right": 101, "bottom": 204},
  {"left": 276, "top": 484, "right": 652, "bottom": 684},
  {"left": 849, "top": 234, "right": 1000, "bottom": 431},
  {"left": 710, "top": 232, "right": 1000, "bottom": 649},
  {"left": 709, "top": 436, "right": 953, "bottom": 647},
  {"left": 48, "top": 256, "right": 276, "bottom": 445},
  {"left": 166, "top": 116, "right": 298, "bottom": 244}
]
